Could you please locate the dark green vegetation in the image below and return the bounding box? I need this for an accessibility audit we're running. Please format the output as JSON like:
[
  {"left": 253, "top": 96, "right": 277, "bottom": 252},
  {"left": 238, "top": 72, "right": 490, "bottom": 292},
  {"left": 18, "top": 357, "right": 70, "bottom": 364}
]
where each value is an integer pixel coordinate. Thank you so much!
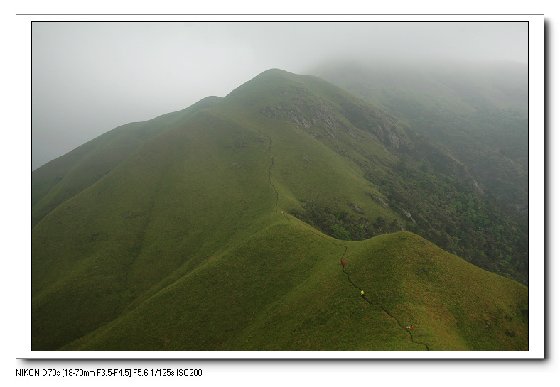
[
  {"left": 315, "top": 62, "right": 528, "bottom": 283},
  {"left": 32, "top": 68, "right": 528, "bottom": 350}
]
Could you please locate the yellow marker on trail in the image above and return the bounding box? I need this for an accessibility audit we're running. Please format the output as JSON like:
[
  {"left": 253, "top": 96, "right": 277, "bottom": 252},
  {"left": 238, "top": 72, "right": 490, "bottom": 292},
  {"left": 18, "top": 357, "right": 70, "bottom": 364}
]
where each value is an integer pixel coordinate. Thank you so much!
[{"left": 360, "top": 290, "right": 365, "bottom": 296}]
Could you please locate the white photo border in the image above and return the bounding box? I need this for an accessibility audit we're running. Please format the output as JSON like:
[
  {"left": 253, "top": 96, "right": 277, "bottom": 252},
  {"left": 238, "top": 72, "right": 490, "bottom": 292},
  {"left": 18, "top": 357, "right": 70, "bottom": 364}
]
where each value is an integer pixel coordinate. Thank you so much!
[{"left": 19, "top": 14, "right": 544, "bottom": 360}]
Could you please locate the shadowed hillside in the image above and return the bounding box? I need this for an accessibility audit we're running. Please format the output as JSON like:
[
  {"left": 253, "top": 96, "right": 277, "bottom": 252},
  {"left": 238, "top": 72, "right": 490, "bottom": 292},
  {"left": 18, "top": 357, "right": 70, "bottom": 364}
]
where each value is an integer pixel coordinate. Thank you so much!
[{"left": 315, "top": 62, "right": 528, "bottom": 282}]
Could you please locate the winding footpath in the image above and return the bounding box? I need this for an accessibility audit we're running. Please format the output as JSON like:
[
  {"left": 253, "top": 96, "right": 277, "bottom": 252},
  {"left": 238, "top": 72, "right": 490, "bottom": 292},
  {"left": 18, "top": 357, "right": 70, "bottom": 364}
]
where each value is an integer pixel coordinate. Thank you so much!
[
  {"left": 267, "top": 136, "right": 279, "bottom": 210},
  {"left": 340, "top": 247, "right": 431, "bottom": 351},
  {"left": 264, "top": 135, "right": 430, "bottom": 350}
]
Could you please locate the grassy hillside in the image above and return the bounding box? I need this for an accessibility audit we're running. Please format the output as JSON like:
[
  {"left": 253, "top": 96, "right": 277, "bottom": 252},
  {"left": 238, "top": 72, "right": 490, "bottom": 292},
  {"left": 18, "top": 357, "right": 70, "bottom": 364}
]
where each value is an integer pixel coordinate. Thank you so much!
[
  {"left": 313, "top": 61, "right": 528, "bottom": 212},
  {"left": 32, "top": 96, "right": 222, "bottom": 226},
  {"left": 32, "top": 69, "right": 528, "bottom": 350},
  {"left": 63, "top": 225, "right": 527, "bottom": 351},
  {"left": 314, "top": 62, "right": 528, "bottom": 282}
]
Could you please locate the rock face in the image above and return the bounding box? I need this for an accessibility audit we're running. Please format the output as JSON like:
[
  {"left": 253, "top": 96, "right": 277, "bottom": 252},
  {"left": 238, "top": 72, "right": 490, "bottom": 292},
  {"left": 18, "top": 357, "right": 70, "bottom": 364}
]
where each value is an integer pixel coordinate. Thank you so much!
[
  {"left": 401, "top": 208, "right": 416, "bottom": 224},
  {"left": 338, "top": 99, "right": 407, "bottom": 149},
  {"left": 258, "top": 82, "right": 407, "bottom": 149},
  {"left": 260, "top": 87, "right": 343, "bottom": 139}
]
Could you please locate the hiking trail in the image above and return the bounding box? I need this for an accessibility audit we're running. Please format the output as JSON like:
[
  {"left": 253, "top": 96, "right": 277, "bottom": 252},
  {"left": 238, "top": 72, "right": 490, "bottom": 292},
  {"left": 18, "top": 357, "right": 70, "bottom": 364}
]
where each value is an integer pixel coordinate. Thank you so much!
[
  {"left": 263, "top": 133, "right": 430, "bottom": 350},
  {"left": 340, "top": 247, "right": 431, "bottom": 351},
  {"left": 266, "top": 136, "right": 279, "bottom": 211}
]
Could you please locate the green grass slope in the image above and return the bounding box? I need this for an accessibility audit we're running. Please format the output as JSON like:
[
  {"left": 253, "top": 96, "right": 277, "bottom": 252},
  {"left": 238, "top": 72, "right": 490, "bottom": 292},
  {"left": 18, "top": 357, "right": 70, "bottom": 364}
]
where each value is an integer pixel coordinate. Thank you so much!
[
  {"left": 64, "top": 224, "right": 527, "bottom": 351},
  {"left": 314, "top": 63, "right": 528, "bottom": 282},
  {"left": 32, "top": 69, "right": 528, "bottom": 350},
  {"left": 32, "top": 96, "right": 222, "bottom": 226},
  {"left": 315, "top": 62, "right": 528, "bottom": 283}
]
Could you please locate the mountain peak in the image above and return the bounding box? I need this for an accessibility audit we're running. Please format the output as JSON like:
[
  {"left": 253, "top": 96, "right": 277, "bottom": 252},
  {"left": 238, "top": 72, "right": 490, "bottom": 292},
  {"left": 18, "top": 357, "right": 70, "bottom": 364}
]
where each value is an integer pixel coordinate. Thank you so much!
[
  {"left": 224, "top": 68, "right": 407, "bottom": 150},
  {"left": 32, "top": 67, "right": 528, "bottom": 351},
  {"left": 256, "top": 68, "right": 294, "bottom": 77},
  {"left": 226, "top": 68, "right": 303, "bottom": 99}
]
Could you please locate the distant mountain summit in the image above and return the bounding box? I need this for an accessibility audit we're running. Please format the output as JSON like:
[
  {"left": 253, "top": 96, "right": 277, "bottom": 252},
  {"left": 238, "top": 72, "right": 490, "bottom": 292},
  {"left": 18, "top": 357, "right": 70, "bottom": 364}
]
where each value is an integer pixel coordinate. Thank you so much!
[{"left": 32, "top": 69, "right": 528, "bottom": 351}]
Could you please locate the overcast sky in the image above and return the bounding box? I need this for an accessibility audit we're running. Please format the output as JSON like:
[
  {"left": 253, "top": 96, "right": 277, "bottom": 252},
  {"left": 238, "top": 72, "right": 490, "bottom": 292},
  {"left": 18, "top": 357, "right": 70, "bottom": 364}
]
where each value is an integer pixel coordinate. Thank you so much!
[{"left": 32, "top": 22, "right": 528, "bottom": 170}]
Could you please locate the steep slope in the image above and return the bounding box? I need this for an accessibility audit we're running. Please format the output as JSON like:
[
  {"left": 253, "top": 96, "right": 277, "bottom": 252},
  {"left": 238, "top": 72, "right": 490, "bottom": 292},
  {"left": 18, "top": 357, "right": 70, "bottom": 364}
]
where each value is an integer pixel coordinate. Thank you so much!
[
  {"left": 32, "top": 69, "right": 528, "bottom": 350},
  {"left": 314, "top": 62, "right": 528, "bottom": 282},
  {"left": 64, "top": 227, "right": 527, "bottom": 351},
  {"left": 32, "top": 96, "right": 222, "bottom": 226},
  {"left": 313, "top": 61, "right": 528, "bottom": 214}
]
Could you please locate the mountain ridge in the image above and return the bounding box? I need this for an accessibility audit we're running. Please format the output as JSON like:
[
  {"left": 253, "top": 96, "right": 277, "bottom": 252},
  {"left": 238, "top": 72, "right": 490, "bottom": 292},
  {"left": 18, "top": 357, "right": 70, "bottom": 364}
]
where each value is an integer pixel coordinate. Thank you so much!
[{"left": 32, "top": 68, "right": 528, "bottom": 350}]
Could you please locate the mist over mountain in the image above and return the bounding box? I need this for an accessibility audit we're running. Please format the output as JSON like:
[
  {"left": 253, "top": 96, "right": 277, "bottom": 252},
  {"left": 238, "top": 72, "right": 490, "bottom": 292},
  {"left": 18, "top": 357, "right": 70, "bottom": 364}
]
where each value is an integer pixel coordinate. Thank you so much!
[
  {"left": 32, "top": 22, "right": 528, "bottom": 170},
  {"left": 314, "top": 61, "right": 528, "bottom": 280},
  {"left": 32, "top": 68, "right": 528, "bottom": 351}
]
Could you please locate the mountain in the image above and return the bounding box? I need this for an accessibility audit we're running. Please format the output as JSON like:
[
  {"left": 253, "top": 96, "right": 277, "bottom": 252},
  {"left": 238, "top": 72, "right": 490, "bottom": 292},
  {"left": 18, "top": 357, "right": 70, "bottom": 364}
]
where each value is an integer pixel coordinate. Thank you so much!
[
  {"left": 314, "top": 61, "right": 529, "bottom": 282},
  {"left": 32, "top": 69, "right": 528, "bottom": 351}
]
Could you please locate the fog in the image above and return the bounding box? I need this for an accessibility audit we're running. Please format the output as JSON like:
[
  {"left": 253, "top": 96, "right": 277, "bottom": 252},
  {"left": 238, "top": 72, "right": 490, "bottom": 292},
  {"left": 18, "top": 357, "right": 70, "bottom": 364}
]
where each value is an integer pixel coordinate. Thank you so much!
[{"left": 32, "top": 22, "right": 528, "bottom": 170}]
